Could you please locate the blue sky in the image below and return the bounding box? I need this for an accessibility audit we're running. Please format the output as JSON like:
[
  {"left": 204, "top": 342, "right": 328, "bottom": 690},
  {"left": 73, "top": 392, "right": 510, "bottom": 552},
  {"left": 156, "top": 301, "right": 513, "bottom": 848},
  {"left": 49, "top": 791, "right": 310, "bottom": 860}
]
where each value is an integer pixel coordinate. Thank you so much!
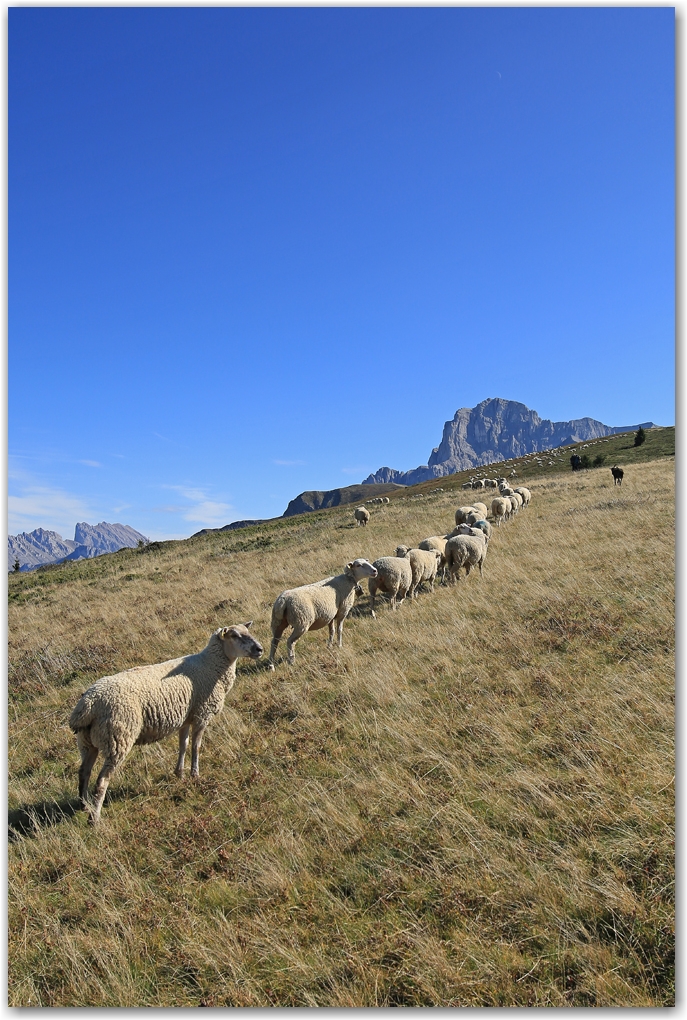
[{"left": 10, "top": 7, "right": 674, "bottom": 540}]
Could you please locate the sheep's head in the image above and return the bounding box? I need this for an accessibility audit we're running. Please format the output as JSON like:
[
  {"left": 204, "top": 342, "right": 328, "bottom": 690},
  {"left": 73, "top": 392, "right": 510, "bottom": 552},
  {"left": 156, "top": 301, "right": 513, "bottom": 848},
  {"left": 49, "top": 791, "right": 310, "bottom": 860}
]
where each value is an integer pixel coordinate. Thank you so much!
[
  {"left": 346, "top": 558, "right": 377, "bottom": 580},
  {"left": 217, "top": 624, "right": 263, "bottom": 660},
  {"left": 395, "top": 546, "right": 410, "bottom": 558}
]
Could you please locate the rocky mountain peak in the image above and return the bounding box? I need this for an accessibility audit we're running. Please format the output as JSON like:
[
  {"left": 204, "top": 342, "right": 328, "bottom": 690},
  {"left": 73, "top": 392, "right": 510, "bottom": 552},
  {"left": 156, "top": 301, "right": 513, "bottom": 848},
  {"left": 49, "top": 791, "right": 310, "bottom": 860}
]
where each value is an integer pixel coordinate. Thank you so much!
[{"left": 363, "top": 398, "right": 656, "bottom": 486}]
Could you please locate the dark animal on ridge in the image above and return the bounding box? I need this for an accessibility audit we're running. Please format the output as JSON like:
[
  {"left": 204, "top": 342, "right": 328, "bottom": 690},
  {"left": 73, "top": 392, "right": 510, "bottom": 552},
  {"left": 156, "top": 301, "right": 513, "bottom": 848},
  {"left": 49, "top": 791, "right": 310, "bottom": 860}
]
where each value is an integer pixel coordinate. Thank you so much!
[
  {"left": 570, "top": 454, "right": 582, "bottom": 472},
  {"left": 611, "top": 466, "right": 624, "bottom": 486}
]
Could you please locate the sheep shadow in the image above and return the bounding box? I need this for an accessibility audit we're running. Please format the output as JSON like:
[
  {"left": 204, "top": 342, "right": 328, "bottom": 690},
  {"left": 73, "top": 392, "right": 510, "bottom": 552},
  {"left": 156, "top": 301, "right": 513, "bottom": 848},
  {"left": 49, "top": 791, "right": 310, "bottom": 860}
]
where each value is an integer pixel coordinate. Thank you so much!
[{"left": 9, "top": 797, "right": 80, "bottom": 840}]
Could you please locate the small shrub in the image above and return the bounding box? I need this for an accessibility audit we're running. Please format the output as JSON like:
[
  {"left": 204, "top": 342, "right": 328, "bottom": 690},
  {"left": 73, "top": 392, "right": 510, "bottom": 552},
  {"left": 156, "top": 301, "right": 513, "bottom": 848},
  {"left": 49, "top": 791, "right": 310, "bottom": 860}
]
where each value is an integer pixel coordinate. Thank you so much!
[
  {"left": 580, "top": 454, "right": 592, "bottom": 470},
  {"left": 635, "top": 427, "right": 647, "bottom": 447},
  {"left": 592, "top": 454, "right": 606, "bottom": 468}
]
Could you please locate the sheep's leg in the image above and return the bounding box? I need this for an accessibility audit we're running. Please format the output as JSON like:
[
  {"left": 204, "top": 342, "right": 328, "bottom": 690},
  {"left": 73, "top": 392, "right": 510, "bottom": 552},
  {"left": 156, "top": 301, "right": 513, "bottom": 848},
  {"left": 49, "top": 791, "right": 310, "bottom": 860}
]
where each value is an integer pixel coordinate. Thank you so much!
[
  {"left": 286, "top": 626, "right": 306, "bottom": 664},
  {"left": 190, "top": 723, "right": 208, "bottom": 778},
  {"left": 77, "top": 738, "right": 99, "bottom": 808},
  {"left": 89, "top": 758, "right": 117, "bottom": 826},
  {"left": 327, "top": 620, "right": 336, "bottom": 649},
  {"left": 336, "top": 614, "right": 347, "bottom": 648},
  {"left": 175, "top": 723, "right": 191, "bottom": 777},
  {"left": 269, "top": 618, "right": 289, "bottom": 667}
]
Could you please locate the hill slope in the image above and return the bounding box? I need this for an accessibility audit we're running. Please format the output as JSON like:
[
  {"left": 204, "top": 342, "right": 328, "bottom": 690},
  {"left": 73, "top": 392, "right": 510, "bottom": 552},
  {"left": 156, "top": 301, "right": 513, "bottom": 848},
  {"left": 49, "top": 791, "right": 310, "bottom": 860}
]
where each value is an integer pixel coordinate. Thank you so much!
[{"left": 8, "top": 445, "right": 674, "bottom": 1006}]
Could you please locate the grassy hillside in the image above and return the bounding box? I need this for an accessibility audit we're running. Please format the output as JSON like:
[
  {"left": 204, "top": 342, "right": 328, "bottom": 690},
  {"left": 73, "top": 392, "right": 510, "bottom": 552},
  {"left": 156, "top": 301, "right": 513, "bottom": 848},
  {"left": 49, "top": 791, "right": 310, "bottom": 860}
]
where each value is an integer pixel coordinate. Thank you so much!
[{"left": 8, "top": 452, "right": 674, "bottom": 1006}]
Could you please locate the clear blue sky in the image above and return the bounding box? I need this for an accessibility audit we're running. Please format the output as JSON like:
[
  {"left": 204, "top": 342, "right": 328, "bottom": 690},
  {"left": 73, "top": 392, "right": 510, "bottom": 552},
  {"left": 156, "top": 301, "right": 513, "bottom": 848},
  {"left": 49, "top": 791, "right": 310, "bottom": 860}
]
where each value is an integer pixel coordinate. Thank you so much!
[{"left": 10, "top": 7, "right": 674, "bottom": 540}]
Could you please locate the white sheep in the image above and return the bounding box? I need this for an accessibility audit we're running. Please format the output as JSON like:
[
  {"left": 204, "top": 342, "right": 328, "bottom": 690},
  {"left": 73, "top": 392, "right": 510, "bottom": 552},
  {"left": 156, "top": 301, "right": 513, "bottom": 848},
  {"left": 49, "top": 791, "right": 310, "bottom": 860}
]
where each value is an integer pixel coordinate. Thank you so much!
[
  {"left": 269, "top": 559, "right": 377, "bottom": 666},
  {"left": 445, "top": 534, "right": 487, "bottom": 583},
  {"left": 417, "top": 535, "right": 450, "bottom": 581},
  {"left": 514, "top": 486, "right": 531, "bottom": 506},
  {"left": 354, "top": 506, "right": 370, "bottom": 526},
  {"left": 461, "top": 481, "right": 473, "bottom": 490},
  {"left": 455, "top": 505, "right": 477, "bottom": 526},
  {"left": 69, "top": 624, "right": 264, "bottom": 825},
  {"left": 471, "top": 502, "right": 489, "bottom": 519},
  {"left": 395, "top": 545, "right": 442, "bottom": 598},
  {"left": 491, "top": 496, "right": 510, "bottom": 526},
  {"left": 368, "top": 553, "right": 413, "bottom": 616}
]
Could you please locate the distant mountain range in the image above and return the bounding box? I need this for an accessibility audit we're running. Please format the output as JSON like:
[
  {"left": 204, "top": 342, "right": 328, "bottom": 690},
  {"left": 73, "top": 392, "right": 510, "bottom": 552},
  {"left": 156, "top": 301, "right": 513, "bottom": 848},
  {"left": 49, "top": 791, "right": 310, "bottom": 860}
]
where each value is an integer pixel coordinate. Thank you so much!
[
  {"left": 8, "top": 522, "right": 149, "bottom": 572},
  {"left": 363, "top": 398, "right": 657, "bottom": 486}
]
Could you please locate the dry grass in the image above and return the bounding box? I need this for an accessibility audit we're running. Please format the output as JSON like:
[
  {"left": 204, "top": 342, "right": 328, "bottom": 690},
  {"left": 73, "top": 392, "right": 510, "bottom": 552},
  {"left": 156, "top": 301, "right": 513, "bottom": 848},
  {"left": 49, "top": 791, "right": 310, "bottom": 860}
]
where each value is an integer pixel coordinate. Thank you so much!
[{"left": 8, "top": 457, "right": 674, "bottom": 1005}]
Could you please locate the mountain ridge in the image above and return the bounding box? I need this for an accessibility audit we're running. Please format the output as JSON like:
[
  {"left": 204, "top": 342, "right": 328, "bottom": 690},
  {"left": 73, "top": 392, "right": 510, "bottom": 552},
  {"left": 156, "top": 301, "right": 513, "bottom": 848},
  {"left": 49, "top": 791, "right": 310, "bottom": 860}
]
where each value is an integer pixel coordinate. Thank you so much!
[
  {"left": 8, "top": 521, "right": 149, "bottom": 572},
  {"left": 363, "top": 398, "right": 657, "bottom": 485}
]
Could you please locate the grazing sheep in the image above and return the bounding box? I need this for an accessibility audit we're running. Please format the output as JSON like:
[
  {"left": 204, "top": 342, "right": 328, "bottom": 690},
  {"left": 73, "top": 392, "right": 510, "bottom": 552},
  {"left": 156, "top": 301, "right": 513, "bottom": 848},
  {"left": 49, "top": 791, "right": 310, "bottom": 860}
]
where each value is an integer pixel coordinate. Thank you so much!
[
  {"left": 382, "top": 497, "right": 390, "bottom": 504},
  {"left": 499, "top": 485, "right": 515, "bottom": 497},
  {"left": 514, "top": 486, "right": 531, "bottom": 506},
  {"left": 470, "top": 518, "right": 492, "bottom": 542},
  {"left": 418, "top": 535, "right": 450, "bottom": 581},
  {"left": 611, "top": 466, "right": 624, "bottom": 486},
  {"left": 396, "top": 546, "right": 442, "bottom": 598},
  {"left": 509, "top": 492, "right": 523, "bottom": 512},
  {"left": 368, "top": 553, "right": 413, "bottom": 616},
  {"left": 485, "top": 478, "right": 498, "bottom": 488},
  {"left": 472, "top": 479, "right": 485, "bottom": 489},
  {"left": 445, "top": 534, "right": 487, "bottom": 583},
  {"left": 471, "top": 502, "right": 489, "bottom": 519},
  {"left": 461, "top": 481, "right": 473, "bottom": 490},
  {"left": 354, "top": 506, "right": 370, "bottom": 526},
  {"left": 455, "top": 505, "right": 477, "bottom": 526},
  {"left": 451, "top": 523, "right": 489, "bottom": 544},
  {"left": 69, "top": 624, "right": 264, "bottom": 824},
  {"left": 491, "top": 496, "right": 510, "bottom": 526},
  {"left": 269, "top": 559, "right": 377, "bottom": 666}
]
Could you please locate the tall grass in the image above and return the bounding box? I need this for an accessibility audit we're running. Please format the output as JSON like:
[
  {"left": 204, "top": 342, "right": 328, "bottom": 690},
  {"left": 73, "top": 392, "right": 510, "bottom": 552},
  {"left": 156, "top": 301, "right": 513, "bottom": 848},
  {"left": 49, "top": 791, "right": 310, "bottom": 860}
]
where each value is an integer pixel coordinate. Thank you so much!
[{"left": 8, "top": 457, "right": 674, "bottom": 1005}]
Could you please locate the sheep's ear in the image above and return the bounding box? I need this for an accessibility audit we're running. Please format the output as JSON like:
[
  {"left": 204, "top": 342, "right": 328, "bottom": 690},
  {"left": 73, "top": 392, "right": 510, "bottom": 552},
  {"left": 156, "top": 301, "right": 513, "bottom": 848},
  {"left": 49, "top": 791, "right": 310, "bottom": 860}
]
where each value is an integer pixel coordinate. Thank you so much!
[
  {"left": 243, "top": 621, "right": 254, "bottom": 629},
  {"left": 218, "top": 627, "right": 229, "bottom": 639},
  {"left": 345, "top": 561, "right": 354, "bottom": 572}
]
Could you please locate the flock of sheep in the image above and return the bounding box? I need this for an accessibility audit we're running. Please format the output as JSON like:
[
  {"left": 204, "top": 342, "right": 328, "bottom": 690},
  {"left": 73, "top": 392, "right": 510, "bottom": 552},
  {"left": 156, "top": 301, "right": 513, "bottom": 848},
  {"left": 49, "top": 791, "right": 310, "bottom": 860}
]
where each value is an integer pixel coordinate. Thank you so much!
[{"left": 69, "top": 478, "right": 532, "bottom": 824}]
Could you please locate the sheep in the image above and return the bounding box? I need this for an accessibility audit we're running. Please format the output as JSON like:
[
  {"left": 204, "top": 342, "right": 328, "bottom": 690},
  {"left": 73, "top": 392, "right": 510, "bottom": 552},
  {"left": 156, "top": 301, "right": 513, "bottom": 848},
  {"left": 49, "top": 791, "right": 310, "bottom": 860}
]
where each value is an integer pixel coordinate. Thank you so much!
[
  {"left": 491, "top": 496, "right": 510, "bottom": 526},
  {"left": 368, "top": 553, "right": 413, "bottom": 616},
  {"left": 499, "top": 485, "right": 515, "bottom": 497},
  {"left": 451, "top": 523, "right": 489, "bottom": 544},
  {"left": 354, "top": 506, "right": 370, "bottom": 526},
  {"left": 269, "top": 559, "right": 377, "bottom": 666},
  {"left": 514, "top": 486, "right": 531, "bottom": 506},
  {"left": 470, "top": 518, "right": 492, "bottom": 542},
  {"left": 395, "top": 545, "right": 442, "bottom": 598},
  {"left": 485, "top": 478, "right": 498, "bottom": 488},
  {"left": 471, "top": 502, "right": 489, "bottom": 519},
  {"left": 455, "top": 505, "right": 477, "bottom": 526},
  {"left": 417, "top": 535, "right": 450, "bottom": 582},
  {"left": 509, "top": 492, "right": 523, "bottom": 512},
  {"left": 69, "top": 624, "right": 264, "bottom": 824},
  {"left": 445, "top": 534, "right": 487, "bottom": 583},
  {"left": 382, "top": 497, "right": 390, "bottom": 504},
  {"left": 461, "top": 481, "right": 473, "bottom": 490},
  {"left": 472, "top": 479, "right": 485, "bottom": 489}
]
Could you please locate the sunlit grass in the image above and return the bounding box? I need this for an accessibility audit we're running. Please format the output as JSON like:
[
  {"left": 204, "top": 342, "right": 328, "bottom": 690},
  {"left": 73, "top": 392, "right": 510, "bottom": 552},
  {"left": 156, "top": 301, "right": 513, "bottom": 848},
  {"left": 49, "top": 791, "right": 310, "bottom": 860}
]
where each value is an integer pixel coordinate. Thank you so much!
[{"left": 8, "top": 455, "right": 674, "bottom": 1005}]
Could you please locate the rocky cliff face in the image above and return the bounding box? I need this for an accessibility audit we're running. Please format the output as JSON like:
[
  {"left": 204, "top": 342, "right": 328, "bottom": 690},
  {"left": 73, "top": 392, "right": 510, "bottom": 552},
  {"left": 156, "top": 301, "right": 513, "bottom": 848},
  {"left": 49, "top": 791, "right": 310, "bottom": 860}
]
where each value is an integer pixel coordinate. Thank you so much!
[
  {"left": 8, "top": 522, "right": 149, "bottom": 571},
  {"left": 363, "top": 398, "right": 656, "bottom": 485}
]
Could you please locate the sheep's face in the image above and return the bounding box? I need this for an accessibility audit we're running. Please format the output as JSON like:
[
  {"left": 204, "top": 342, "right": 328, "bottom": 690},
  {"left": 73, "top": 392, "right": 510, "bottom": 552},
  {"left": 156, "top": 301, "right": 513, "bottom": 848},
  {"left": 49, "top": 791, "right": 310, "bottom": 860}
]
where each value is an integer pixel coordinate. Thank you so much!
[
  {"left": 395, "top": 546, "right": 409, "bottom": 558},
  {"left": 218, "top": 624, "right": 263, "bottom": 660},
  {"left": 346, "top": 558, "right": 378, "bottom": 580}
]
